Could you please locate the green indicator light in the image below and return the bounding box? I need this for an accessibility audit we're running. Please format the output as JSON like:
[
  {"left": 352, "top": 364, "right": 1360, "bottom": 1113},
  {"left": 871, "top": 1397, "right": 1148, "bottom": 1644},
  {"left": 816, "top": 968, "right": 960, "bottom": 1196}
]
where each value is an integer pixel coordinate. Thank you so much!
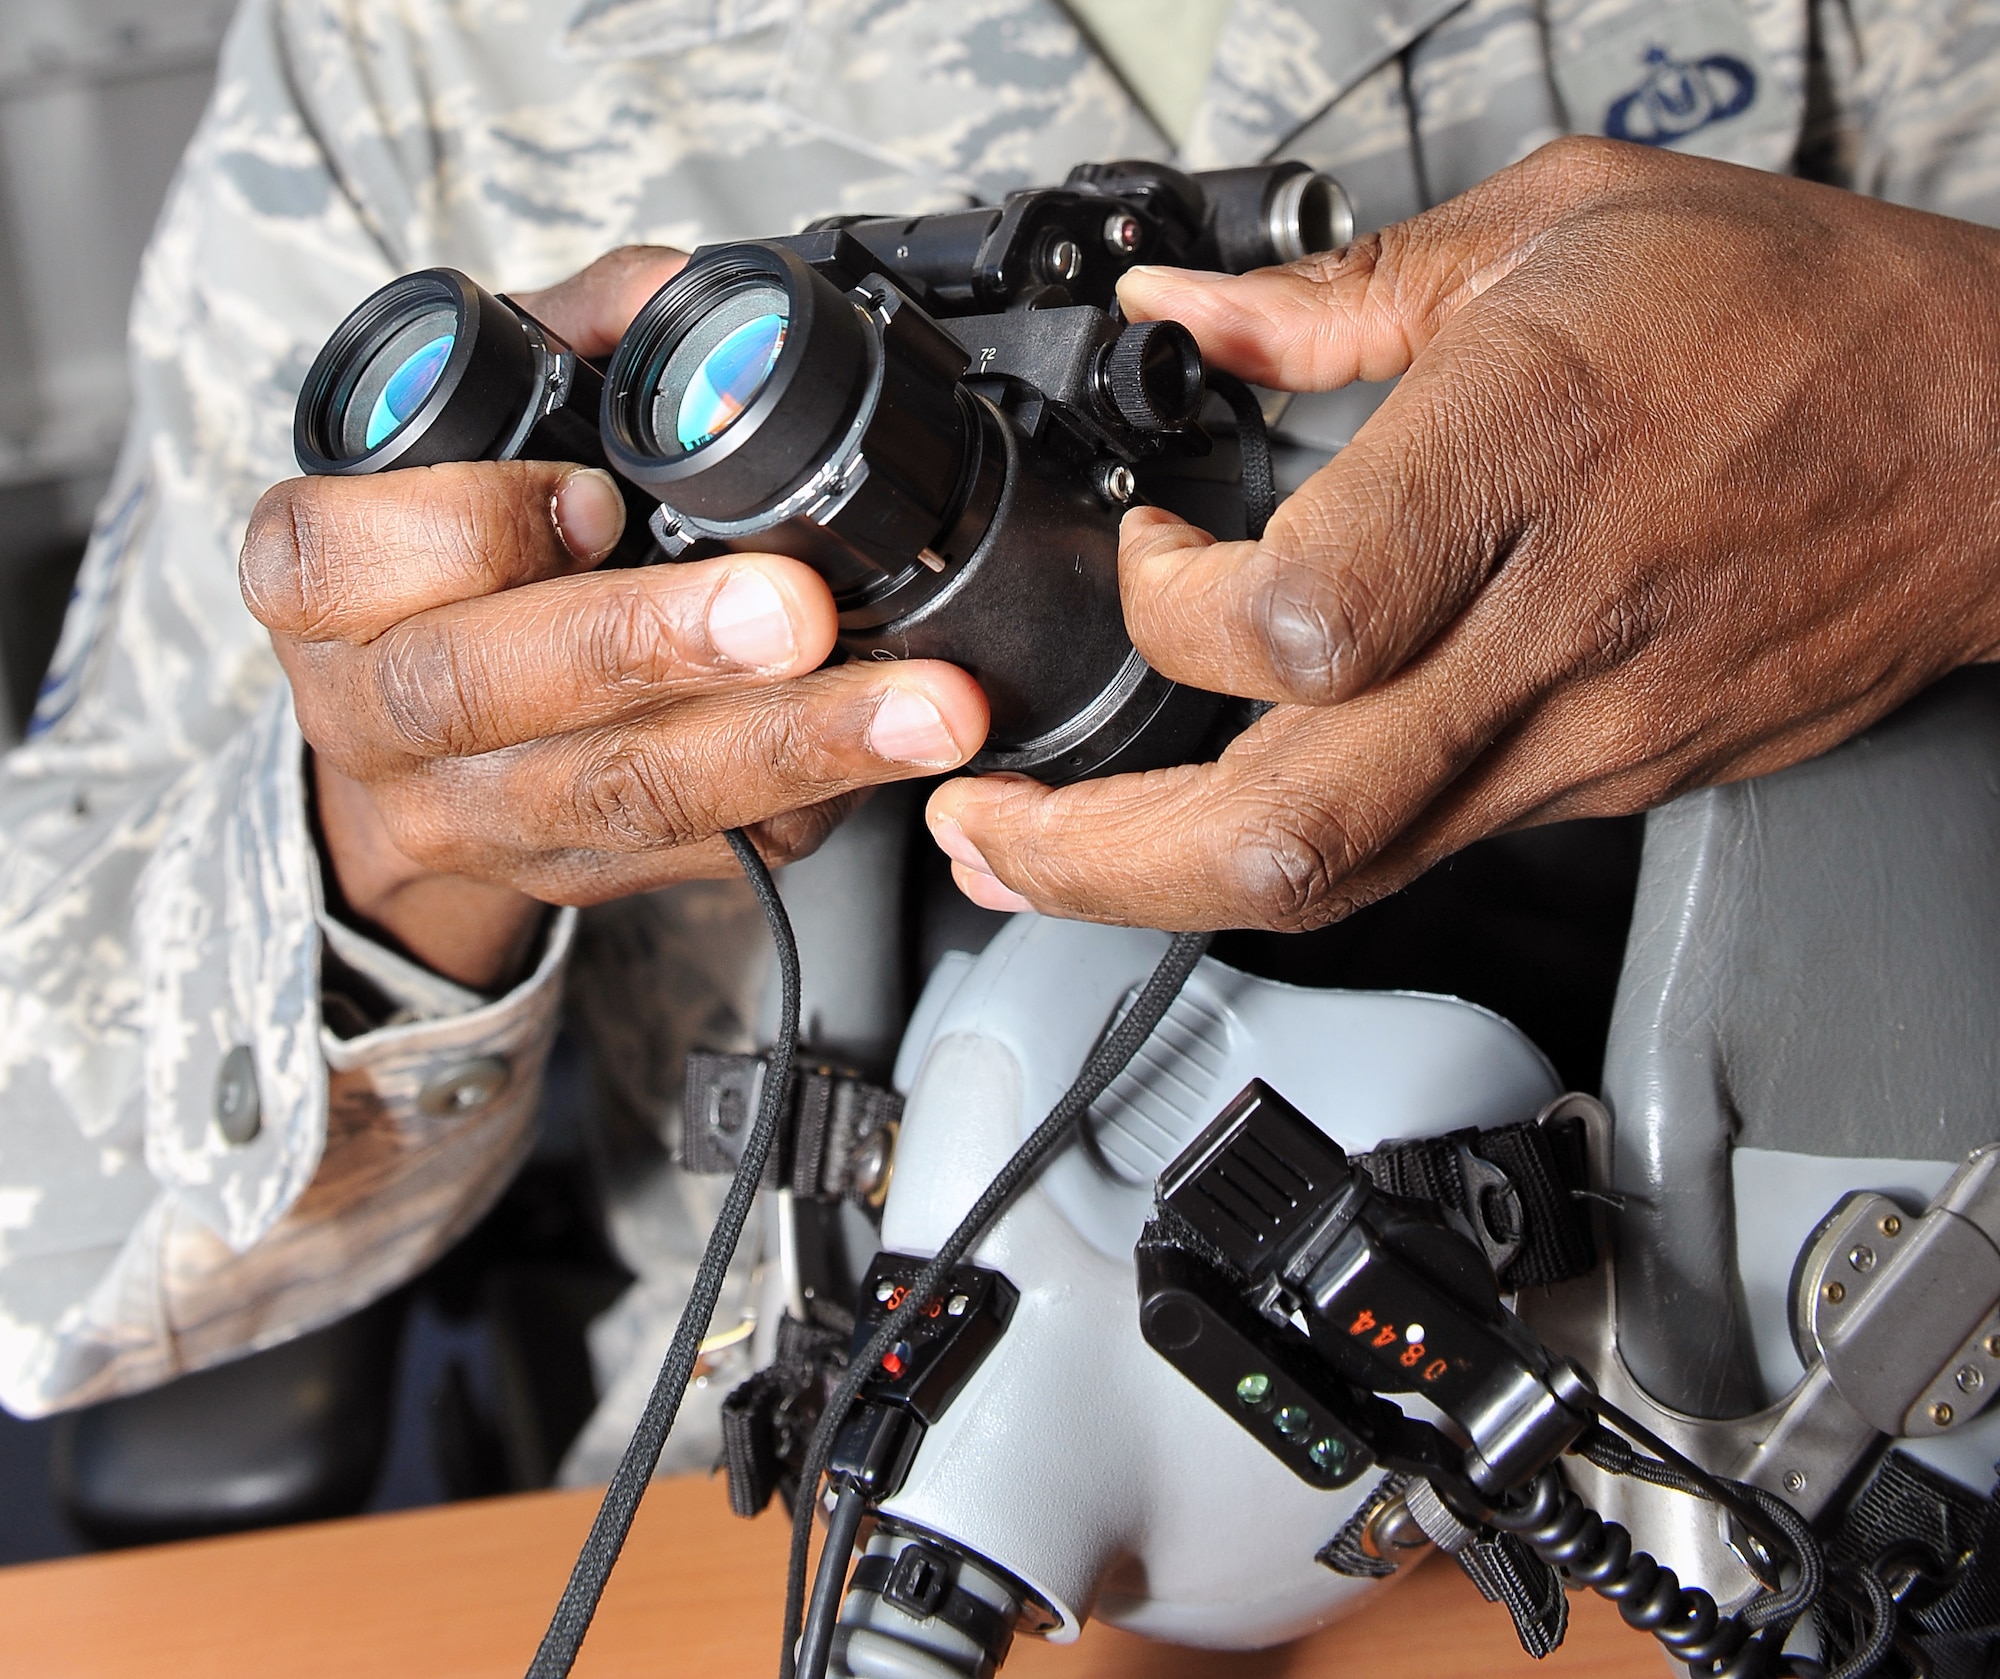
[
  {"left": 1309, "top": 1436, "right": 1347, "bottom": 1472},
  {"left": 1235, "top": 1373, "right": 1272, "bottom": 1406},
  {"left": 1274, "top": 1405, "right": 1311, "bottom": 1440}
]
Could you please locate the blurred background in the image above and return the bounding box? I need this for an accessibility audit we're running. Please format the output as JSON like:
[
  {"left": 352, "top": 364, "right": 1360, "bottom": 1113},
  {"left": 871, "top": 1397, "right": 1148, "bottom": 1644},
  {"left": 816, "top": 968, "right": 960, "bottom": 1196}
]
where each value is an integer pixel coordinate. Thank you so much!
[
  {"left": 0, "top": 0, "right": 228, "bottom": 1557},
  {"left": 0, "top": 0, "right": 226, "bottom": 744}
]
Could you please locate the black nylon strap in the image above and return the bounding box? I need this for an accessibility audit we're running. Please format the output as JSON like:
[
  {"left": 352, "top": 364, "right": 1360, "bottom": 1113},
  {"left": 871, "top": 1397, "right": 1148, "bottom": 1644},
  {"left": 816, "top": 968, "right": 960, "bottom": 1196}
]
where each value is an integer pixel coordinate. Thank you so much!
[
  {"left": 719, "top": 1315, "right": 849, "bottom": 1518},
  {"left": 1455, "top": 1532, "right": 1570, "bottom": 1659},
  {"left": 1824, "top": 1449, "right": 2000, "bottom": 1679},
  {"left": 1316, "top": 1472, "right": 1412, "bottom": 1579},
  {"left": 847, "top": 1554, "right": 1012, "bottom": 1652},
  {"left": 1206, "top": 370, "right": 1277, "bottom": 541},
  {"left": 1357, "top": 1110, "right": 1597, "bottom": 1289},
  {"left": 720, "top": 1368, "right": 787, "bottom": 1519},
  {"left": 683, "top": 1050, "right": 901, "bottom": 1203}
]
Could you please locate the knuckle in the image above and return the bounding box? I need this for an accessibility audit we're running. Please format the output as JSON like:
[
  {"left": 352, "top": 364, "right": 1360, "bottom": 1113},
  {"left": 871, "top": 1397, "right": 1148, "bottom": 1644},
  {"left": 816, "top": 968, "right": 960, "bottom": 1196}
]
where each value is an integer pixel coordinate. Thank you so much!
[
  {"left": 371, "top": 628, "right": 490, "bottom": 755},
  {"left": 583, "top": 585, "right": 682, "bottom": 693},
  {"left": 1248, "top": 542, "right": 1371, "bottom": 702},
  {"left": 1573, "top": 586, "right": 1661, "bottom": 677},
  {"left": 1293, "top": 230, "right": 1382, "bottom": 288},
  {"left": 756, "top": 698, "right": 834, "bottom": 786},
  {"left": 419, "top": 476, "right": 510, "bottom": 593},
  {"left": 413, "top": 464, "right": 553, "bottom": 596},
  {"left": 751, "top": 795, "right": 856, "bottom": 866},
  {"left": 1527, "top": 133, "right": 1642, "bottom": 199},
  {"left": 1226, "top": 798, "right": 1357, "bottom": 930},
  {"left": 239, "top": 484, "right": 329, "bottom": 634},
  {"left": 575, "top": 741, "right": 702, "bottom": 848}
]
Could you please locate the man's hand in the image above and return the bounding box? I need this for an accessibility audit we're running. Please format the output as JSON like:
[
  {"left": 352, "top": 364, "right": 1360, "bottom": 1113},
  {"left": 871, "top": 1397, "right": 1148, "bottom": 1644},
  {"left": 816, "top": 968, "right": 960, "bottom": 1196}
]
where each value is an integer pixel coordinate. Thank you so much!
[
  {"left": 245, "top": 247, "right": 988, "bottom": 989},
  {"left": 927, "top": 138, "right": 2000, "bottom": 929}
]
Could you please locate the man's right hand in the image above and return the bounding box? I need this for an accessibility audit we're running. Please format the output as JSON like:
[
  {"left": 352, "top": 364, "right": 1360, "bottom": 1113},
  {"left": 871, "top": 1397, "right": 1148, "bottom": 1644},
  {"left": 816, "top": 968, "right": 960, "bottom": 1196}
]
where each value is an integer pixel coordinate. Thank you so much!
[{"left": 240, "top": 247, "right": 990, "bottom": 991}]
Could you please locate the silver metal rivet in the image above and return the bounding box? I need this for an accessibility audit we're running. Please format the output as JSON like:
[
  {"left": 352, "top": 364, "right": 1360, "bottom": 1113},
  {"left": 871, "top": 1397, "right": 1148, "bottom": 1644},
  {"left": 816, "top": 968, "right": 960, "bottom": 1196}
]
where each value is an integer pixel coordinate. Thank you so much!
[
  {"left": 1783, "top": 1470, "right": 1807, "bottom": 1495},
  {"left": 213, "top": 1044, "right": 261, "bottom": 1145},
  {"left": 417, "top": 1055, "right": 511, "bottom": 1119},
  {"left": 1849, "top": 1244, "right": 1875, "bottom": 1272},
  {"left": 875, "top": 1281, "right": 896, "bottom": 1303},
  {"left": 947, "top": 1294, "right": 969, "bottom": 1317},
  {"left": 1959, "top": 1365, "right": 1985, "bottom": 1394}
]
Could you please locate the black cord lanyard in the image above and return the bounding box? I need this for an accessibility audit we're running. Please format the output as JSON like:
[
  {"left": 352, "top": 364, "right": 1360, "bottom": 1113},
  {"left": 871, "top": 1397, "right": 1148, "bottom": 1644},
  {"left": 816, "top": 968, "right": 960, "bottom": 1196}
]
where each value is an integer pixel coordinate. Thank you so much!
[
  {"left": 525, "top": 830, "right": 799, "bottom": 1679},
  {"left": 520, "top": 826, "right": 1210, "bottom": 1679}
]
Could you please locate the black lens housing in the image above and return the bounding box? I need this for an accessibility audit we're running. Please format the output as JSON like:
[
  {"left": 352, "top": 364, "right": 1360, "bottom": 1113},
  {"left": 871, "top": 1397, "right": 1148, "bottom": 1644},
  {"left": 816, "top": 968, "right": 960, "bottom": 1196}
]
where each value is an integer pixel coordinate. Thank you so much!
[
  {"left": 604, "top": 243, "right": 994, "bottom": 618},
  {"left": 603, "top": 247, "right": 868, "bottom": 517},
  {"left": 601, "top": 238, "right": 1222, "bottom": 781},
  {"left": 1194, "top": 161, "right": 1355, "bottom": 270},
  {"left": 295, "top": 267, "right": 653, "bottom": 561}
]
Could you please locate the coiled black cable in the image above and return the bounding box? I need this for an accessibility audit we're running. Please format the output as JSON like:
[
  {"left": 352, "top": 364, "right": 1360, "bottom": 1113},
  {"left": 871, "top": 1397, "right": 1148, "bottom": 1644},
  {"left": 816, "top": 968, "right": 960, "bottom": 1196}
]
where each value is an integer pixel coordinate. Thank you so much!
[
  {"left": 1489, "top": 1466, "right": 1774, "bottom": 1677},
  {"left": 1576, "top": 1412, "right": 1824, "bottom": 1633}
]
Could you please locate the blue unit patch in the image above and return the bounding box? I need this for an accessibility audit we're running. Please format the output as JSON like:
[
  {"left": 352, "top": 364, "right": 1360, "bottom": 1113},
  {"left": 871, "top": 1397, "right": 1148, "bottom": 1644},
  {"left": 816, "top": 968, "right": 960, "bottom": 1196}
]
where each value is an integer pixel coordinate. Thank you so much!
[{"left": 1605, "top": 45, "right": 1756, "bottom": 145}]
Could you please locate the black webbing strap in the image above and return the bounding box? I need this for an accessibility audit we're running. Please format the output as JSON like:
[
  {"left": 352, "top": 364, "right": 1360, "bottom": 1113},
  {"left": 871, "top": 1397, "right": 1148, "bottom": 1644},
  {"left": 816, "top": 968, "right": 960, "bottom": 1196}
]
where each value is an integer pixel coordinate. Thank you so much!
[
  {"left": 1825, "top": 1449, "right": 2000, "bottom": 1679},
  {"left": 845, "top": 1553, "right": 1013, "bottom": 1653},
  {"left": 1357, "top": 1109, "right": 1597, "bottom": 1290},
  {"left": 1456, "top": 1532, "right": 1570, "bottom": 1659},
  {"left": 1205, "top": 370, "right": 1277, "bottom": 541},
  {"left": 1316, "top": 1472, "right": 1412, "bottom": 1579},
  {"left": 683, "top": 1050, "right": 901, "bottom": 1204},
  {"left": 719, "top": 1315, "right": 849, "bottom": 1518}
]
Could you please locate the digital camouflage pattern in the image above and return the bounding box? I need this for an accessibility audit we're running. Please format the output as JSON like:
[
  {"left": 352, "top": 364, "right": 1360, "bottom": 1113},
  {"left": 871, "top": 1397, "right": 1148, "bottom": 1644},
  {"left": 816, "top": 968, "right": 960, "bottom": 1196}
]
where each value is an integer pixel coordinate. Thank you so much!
[{"left": 0, "top": 0, "right": 1993, "bottom": 1477}]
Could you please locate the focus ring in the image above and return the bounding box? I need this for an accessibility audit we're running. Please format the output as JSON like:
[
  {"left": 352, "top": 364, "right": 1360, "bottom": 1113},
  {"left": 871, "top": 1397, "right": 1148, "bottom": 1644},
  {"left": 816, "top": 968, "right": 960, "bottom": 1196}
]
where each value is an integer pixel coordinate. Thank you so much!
[{"left": 1104, "top": 320, "right": 1202, "bottom": 432}]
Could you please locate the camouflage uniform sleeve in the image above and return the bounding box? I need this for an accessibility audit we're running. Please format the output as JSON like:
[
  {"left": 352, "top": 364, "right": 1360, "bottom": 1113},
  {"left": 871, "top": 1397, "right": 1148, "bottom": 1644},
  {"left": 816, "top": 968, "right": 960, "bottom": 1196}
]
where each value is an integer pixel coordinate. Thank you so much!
[
  {"left": 0, "top": 0, "right": 575, "bottom": 1418},
  {"left": 1816, "top": 0, "right": 2000, "bottom": 223}
]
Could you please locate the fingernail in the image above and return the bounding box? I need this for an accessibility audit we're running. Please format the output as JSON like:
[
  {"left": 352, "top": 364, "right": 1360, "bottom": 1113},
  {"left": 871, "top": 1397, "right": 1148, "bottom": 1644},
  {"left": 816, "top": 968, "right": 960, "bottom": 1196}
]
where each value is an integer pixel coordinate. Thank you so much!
[
  {"left": 868, "top": 687, "right": 959, "bottom": 766},
  {"left": 954, "top": 863, "right": 1033, "bottom": 914},
  {"left": 1122, "top": 264, "right": 1223, "bottom": 283},
  {"left": 929, "top": 814, "right": 993, "bottom": 876},
  {"left": 707, "top": 570, "right": 797, "bottom": 669},
  {"left": 553, "top": 469, "right": 626, "bottom": 563}
]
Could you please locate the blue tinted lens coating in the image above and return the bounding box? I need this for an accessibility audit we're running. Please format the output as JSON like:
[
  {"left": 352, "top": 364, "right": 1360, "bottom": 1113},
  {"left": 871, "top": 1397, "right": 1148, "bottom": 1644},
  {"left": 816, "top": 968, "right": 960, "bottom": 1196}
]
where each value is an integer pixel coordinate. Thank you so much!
[
  {"left": 365, "top": 333, "right": 454, "bottom": 450},
  {"left": 676, "top": 313, "right": 786, "bottom": 451}
]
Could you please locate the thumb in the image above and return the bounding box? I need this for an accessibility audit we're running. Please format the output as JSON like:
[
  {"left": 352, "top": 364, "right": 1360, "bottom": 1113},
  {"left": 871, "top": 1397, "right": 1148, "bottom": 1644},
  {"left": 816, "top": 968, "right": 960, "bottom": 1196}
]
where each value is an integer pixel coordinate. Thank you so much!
[{"left": 1116, "top": 137, "right": 1630, "bottom": 390}]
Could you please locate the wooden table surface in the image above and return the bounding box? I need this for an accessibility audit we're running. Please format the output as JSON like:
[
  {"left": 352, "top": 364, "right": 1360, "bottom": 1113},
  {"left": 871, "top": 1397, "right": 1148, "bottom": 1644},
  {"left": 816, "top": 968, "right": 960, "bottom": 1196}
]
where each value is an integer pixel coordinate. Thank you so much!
[{"left": 0, "top": 1473, "right": 1666, "bottom": 1677}]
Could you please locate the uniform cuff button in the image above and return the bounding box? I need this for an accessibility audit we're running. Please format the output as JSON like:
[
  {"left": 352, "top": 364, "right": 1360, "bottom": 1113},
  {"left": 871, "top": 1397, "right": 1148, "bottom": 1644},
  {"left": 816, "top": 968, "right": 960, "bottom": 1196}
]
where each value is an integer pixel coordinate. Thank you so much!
[
  {"left": 417, "top": 1055, "right": 512, "bottom": 1118},
  {"left": 212, "top": 1044, "right": 262, "bottom": 1146}
]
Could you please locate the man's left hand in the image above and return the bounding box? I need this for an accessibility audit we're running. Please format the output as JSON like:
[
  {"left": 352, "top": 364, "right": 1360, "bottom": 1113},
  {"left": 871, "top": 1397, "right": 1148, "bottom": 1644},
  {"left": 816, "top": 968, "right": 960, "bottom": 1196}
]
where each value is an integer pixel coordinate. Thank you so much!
[{"left": 927, "top": 138, "right": 2000, "bottom": 929}]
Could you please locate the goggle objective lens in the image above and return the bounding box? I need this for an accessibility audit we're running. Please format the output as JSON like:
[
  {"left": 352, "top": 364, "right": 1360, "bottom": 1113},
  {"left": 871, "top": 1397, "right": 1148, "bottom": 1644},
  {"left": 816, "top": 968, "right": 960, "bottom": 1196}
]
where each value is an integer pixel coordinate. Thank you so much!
[
  {"left": 365, "top": 332, "right": 455, "bottom": 450},
  {"left": 675, "top": 311, "right": 787, "bottom": 451}
]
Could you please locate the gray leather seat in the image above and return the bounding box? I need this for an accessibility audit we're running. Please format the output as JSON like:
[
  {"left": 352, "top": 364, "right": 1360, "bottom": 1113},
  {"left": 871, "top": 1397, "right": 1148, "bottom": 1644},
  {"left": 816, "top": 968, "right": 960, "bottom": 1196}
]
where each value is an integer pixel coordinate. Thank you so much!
[{"left": 1604, "top": 668, "right": 2000, "bottom": 1419}]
